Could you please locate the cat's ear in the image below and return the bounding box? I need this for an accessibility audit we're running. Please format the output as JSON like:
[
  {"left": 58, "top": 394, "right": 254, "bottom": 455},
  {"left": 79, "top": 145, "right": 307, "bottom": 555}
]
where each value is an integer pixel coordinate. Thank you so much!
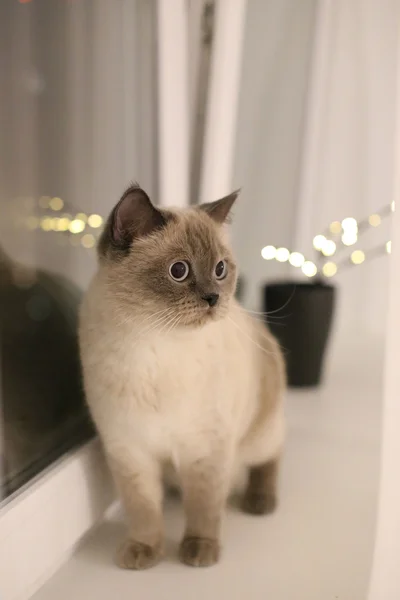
[
  {"left": 112, "top": 184, "right": 166, "bottom": 244},
  {"left": 200, "top": 189, "right": 240, "bottom": 224},
  {"left": 99, "top": 184, "right": 166, "bottom": 257}
]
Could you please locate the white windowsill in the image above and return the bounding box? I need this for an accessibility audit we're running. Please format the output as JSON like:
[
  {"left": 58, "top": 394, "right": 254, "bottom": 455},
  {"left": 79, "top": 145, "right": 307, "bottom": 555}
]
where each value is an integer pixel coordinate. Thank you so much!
[
  {"left": 0, "top": 438, "right": 115, "bottom": 600},
  {"left": 29, "top": 338, "right": 384, "bottom": 600}
]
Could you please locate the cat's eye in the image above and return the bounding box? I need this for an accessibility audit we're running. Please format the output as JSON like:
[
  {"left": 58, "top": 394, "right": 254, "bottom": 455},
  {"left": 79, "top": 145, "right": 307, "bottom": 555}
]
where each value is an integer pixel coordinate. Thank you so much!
[
  {"left": 169, "top": 261, "right": 190, "bottom": 282},
  {"left": 215, "top": 260, "right": 227, "bottom": 280}
]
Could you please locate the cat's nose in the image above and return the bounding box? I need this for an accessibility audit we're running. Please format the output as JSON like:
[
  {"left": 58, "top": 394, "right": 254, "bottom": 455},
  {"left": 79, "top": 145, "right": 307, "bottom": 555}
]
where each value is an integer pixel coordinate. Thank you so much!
[{"left": 202, "top": 293, "right": 219, "bottom": 308}]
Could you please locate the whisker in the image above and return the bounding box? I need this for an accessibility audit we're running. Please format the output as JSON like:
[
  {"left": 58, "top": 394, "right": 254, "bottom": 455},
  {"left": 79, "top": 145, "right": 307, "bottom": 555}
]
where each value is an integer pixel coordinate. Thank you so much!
[
  {"left": 126, "top": 310, "right": 176, "bottom": 347},
  {"left": 117, "top": 305, "right": 172, "bottom": 327},
  {"left": 239, "top": 308, "right": 287, "bottom": 324},
  {"left": 164, "top": 314, "right": 182, "bottom": 336},
  {"left": 262, "top": 288, "right": 296, "bottom": 316},
  {"left": 158, "top": 313, "right": 182, "bottom": 336},
  {"left": 137, "top": 309, "right": 176, "bottom": 338},
  {"left": 228, "top": 316, "right": 280, "bottom": 357},
  {"left": 140, "top": 306, "right": 173, "bottom": 325},
  {"left": 249, "top": 313, "right": 287, "bottom": 321},
  {"left": 240, "top": 308, "right": 288, "bottom": 319}
]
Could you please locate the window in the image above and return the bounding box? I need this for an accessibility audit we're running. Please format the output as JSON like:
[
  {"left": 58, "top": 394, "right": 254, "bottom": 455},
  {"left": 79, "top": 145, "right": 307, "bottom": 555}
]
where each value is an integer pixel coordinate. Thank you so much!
[{"left": 0, "top": 0, "right": 157, "bottom": 504}]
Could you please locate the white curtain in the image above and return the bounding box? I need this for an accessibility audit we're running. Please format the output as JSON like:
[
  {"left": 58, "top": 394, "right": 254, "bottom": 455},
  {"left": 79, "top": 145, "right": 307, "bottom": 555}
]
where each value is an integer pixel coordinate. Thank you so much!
[
  {"left": 295, "top": 0, "right": 399, "bottom": 336},
  {"left": 231, "top": 0, "right": 318, "bottom": 309},
  {"left": 231, "top": 0, "right": 399, "bottom": 337}
]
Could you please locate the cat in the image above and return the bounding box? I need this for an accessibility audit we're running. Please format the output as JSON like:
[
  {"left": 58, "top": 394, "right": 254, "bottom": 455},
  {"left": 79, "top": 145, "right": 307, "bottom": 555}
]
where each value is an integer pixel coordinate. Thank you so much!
[{"left": 79, "top": 184, "right": 286, "bottom": 569}]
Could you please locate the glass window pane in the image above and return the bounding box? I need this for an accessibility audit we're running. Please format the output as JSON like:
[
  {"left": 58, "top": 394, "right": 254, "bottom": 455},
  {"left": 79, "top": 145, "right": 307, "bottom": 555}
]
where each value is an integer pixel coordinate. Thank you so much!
[{"left": 0, "top": 0, "right": 156, "bottom": 503}]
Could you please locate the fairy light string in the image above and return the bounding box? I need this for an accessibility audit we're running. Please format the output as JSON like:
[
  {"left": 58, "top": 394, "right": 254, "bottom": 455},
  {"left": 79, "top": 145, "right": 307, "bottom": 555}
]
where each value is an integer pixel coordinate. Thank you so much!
[
  {"left": 312, "top": 203, "right": 393, "bottom": 259},
  {"left": 261, "top": 241, "right": 391, "bottom": 278},
  {"left": 261, "top": 201, "right": 394, "bottom": 279},
  {"left": 20, "top": 196, "right": 395, "bottom": 266},
  {"left": 20, "top": 195, "right": 104, "bottom": 249}
]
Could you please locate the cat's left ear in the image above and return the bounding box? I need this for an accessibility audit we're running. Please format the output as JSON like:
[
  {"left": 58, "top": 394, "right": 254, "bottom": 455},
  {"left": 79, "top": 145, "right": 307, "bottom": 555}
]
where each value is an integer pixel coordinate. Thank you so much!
[{"left": 200, "top": 189, "right": 240, "bottom": 224}]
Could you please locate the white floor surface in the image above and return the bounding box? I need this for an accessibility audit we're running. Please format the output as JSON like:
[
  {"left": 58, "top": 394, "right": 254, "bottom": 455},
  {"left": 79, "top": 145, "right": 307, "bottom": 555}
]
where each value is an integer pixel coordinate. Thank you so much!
[{"left": 32, "top": 337, "right": 384, "bottom": 600}]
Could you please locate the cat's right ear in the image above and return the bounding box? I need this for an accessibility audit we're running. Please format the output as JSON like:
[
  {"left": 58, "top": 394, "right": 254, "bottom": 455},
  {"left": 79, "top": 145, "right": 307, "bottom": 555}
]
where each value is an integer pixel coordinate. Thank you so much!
[{"left": 98, "top": 184, "right": 167, "bottom": 258}]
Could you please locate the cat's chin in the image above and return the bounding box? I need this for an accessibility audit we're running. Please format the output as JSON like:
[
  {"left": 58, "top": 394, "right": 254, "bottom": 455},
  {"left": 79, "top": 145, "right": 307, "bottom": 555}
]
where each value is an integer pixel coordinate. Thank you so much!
[{"left": 183, "top": 308, "right": 228, "bottom": 329}]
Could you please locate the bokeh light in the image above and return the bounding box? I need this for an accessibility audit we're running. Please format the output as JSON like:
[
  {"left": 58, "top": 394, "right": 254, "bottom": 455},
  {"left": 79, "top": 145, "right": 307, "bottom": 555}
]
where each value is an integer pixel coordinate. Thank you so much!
[
  {"left": 88, "top": 214, "right": 103, "bottom": 228},
  {"left": 302, "top": 261, "right": 317, "bottom": 277},
  {"left": 261, "top": 245, "right": 276, "bottom": 260}
]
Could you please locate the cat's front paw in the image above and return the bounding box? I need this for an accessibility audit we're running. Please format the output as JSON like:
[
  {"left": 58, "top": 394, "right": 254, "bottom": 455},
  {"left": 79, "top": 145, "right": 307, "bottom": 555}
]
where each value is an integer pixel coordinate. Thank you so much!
[
  {"left": 242, "top": 491, "right": 277, "bottom": 515},
  {"left": 116, "top": 539, "right": 162, "bottom": 570},
  {"left": 179, "top": 536, "right": 220, "bottom": 567}
]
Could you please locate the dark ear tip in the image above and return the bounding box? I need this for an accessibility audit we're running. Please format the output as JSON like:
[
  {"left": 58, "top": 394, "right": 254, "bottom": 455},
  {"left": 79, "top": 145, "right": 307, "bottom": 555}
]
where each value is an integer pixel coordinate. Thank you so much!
[
  {"left": 225, "top": 188, "right": 241, "bottom": 201},
  {"left": 120, "top": 181, "right": 145, "bottom": 201},
  {"left": 199, "top": 189, "right": 240, "bottom": 224}
]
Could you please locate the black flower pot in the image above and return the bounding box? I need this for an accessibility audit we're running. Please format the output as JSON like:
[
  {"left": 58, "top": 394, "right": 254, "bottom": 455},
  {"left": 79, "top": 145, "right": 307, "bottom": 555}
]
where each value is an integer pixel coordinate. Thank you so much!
[{"left": 263, "top": 281, "right": 336, "bottom": 387}]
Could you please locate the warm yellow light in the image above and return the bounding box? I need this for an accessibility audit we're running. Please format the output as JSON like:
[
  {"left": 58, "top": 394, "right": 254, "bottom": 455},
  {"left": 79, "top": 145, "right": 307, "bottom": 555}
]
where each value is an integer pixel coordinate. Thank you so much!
[
  {"left": 313, "top": 235, "right": 326, "bottom": 251},
  {"left": 341, "top": 231, "right": 358, "bottom": 246},
  {"left": 386, "top": 241, "right": 392, "bottom": 254},
  {"left": 351, "top": 250, "right": 365, "bottom": 265},
  {"left": 321, "top": 240, "right": 336, "bottom": 257},
  {"left": 261, "top": 245, "right": 276, "bottom": 260},
  {"left": 88, "top": 214, "right": 103, "bottom": 228},
  {"left": 40, "top": 217, "right": 53, "bottom": 231},
  {"left": 26, "top": 216, "right": 39, "bottom": 230},
  {"left": 75, "top": 212, "right": 87, "bottom": 222},
  {"left": 51, "top": 217, "right": 60, "bottom": 231},
  {"left": 368, "top": 214, "right": 381, "bottom": 227},
  {"left": 39, "top": 196, "right": 50, "bottom": 209},
  {"left": 49, "top": 197, "right": 64, "bottom": 211},
  {"left": 391, "top": 201, "right": 395, "bottom": 212},
  {"left": 322, "top": 262, "right": 337, "bottom": 277},
  {"left": 302, "top": 261, "right": 317, "bottom": 278},
  {"left": 289, "top": 252, "right": 305, "bottom": 267},
  {"left": 275, "top": 247, "right": 290, "bottom": 262},
  {"left": 54, "top": 217, "right": 71, "bottom": 231},
  {"left": 329, "top": 221, "right": 342, "bottom": 234},
  {"left": 57, "top": 217, "right": 70, "bottom": 231},
  {"left": 69, "top": 219, "right": 85, "bottom": 234},
  {"left": 81, "top": 234, "right": 96, "bottom": 249},
  {"left": 342, "top": 217, "right": 358, "bottom": 232}
]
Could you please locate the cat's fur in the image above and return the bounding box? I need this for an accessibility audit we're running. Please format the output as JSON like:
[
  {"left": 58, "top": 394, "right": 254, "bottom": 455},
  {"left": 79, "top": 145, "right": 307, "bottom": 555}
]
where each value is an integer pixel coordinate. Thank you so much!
[{"left": 79, "top": 185, "right": 285, "bottom": 569}]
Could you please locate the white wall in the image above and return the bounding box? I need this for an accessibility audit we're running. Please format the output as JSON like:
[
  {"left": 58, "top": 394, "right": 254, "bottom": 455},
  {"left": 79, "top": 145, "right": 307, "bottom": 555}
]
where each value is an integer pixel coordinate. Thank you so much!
[{"left": 368, "top": 20, "right": 400, "bottom": 595}]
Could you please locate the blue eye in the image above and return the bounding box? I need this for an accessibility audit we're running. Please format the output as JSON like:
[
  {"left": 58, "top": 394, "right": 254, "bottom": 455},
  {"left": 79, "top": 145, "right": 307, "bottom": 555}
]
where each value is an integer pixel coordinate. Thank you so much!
[
  {"left": 169, "top": 261, "right": 190, "bottom": 282},
  {"left": 215, "top": 260, "right": 227, "bottom": 280}
]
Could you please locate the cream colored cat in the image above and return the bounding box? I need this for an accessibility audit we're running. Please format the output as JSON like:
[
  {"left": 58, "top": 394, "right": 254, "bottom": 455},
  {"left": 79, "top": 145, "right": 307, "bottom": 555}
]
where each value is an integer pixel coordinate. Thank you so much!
[{"left": 79, "top": 185, "right": 285, "bottom": 569}]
